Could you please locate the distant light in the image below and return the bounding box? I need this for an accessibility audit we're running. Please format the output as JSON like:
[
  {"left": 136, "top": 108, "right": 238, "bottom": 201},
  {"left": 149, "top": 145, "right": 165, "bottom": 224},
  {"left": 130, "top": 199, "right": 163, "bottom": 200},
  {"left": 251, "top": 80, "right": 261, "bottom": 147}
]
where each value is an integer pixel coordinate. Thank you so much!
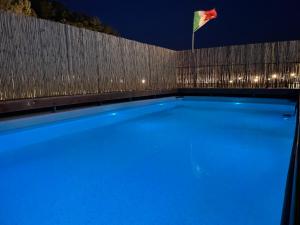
[
  {"left": 234, "top": 102, "right": 241, "bottom": 105},
  {"left": 254, "top": 78, "right": 259, "bottom": 83},
  {"left": 291, "top": 73, "right": 296, "bottom": 77},
  {"left": 255, "top": 76, "right": 259, "bottom": 79},
  {"left": 229, "top": 80, "right": 233, "bottom": 83},
  {"left": 238, "top": 77, "right": 242, "bottom": 80},
  {"left": 111, "top": 112, "right": 117, "bottom": 116},
  {"left": 272, "top": 74, "right": 277, "bottom": 79},
  {"left": 141, "top": 79, "right": 146, "bottom": 84},
  {"left": 268, "top": 78, "right": 271, "bottom": 81},
  {"left": 158, "top": 103, "right": 164, "bottom": 106}
]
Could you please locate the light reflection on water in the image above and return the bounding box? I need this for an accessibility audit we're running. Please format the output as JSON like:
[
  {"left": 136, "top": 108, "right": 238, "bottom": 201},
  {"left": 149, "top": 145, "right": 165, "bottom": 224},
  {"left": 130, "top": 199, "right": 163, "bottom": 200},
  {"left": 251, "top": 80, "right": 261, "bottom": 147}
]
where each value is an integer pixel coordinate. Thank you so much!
[{"left": 0, "top": 97, "right": 296, "bottom": 225}]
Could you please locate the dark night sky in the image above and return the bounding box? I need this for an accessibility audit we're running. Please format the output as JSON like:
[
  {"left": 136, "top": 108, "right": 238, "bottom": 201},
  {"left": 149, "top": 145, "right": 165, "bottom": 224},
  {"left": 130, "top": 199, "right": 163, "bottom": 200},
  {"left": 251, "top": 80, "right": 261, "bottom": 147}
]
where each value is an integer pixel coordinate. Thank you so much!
[{"left": 59, "top": 0, "right": 300, "bottom": 50}]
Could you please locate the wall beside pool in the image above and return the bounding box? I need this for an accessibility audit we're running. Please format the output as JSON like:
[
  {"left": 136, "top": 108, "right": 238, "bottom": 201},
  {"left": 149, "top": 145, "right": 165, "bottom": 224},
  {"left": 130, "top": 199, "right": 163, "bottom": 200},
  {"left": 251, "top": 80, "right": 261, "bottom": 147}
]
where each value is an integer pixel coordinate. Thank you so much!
[
  {"left": 0, "top": 10, "right": 177, "bottom": 101},
  {"left": 0, "top": 10, "right": 299, "bottom": 102}
]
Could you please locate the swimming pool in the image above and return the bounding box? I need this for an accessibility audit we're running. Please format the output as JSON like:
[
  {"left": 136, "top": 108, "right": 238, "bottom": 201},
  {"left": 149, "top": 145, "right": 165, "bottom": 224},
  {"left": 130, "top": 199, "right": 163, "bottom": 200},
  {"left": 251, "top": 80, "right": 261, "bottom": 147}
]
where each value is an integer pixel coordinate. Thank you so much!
[{"left": 0, "top": 97, "right": 296, "bottom": 225}]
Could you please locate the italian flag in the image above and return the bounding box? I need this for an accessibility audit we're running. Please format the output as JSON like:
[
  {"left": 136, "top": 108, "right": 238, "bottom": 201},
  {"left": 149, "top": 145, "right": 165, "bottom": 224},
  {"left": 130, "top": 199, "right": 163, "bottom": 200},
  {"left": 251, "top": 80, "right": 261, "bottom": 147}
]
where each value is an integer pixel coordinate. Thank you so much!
[{"left": 193, "top": 9, "right": 217, "bottom": 32}]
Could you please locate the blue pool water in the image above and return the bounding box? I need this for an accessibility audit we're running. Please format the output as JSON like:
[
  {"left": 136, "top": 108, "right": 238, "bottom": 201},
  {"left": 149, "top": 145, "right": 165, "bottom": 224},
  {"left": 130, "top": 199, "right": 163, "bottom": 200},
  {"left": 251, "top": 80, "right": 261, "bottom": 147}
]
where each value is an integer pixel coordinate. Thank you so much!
[{"left": 0, "top": 97, "right": 296, "bottom": 225}]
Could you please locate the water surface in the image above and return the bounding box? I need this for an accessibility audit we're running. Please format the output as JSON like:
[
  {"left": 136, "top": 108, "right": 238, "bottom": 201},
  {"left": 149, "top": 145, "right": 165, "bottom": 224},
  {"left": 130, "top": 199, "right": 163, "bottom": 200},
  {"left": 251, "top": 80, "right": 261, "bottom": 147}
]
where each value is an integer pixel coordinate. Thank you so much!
[{"left": 0, "top": 97, "right": 296, "bottom": 225}]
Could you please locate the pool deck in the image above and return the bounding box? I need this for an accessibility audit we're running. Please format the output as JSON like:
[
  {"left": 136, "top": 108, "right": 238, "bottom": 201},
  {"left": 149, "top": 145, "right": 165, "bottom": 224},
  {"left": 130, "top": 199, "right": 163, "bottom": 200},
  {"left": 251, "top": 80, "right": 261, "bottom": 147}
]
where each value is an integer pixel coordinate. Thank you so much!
[
  {"left": 281, "top": 95, "right": 300, "bottom": 225},
  {"left": 1, "top": 88, "right": 300, "bottom": 116},
  {"left": 178, "top": 88, "right": 300, "bottom": 98},
  {"left": 0, "top": 89, "right": 176, "bottom": 115}
]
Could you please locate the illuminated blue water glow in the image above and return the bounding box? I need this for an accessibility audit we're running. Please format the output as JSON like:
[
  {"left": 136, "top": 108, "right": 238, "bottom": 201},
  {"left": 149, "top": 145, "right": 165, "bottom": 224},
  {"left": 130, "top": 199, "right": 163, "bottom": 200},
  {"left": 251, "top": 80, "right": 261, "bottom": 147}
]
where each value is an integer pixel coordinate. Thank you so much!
[{"left": 0, "top": 97, "right": 296, "bottom": 225}]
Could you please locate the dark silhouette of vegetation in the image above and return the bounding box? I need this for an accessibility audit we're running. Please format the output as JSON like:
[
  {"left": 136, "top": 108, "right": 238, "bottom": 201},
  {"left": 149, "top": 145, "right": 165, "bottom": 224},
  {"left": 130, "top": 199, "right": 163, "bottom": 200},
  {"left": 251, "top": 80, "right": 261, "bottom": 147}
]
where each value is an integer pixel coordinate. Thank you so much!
[
  {"left": 0, "top": 0, "right": 118, "bottom": 36},
  {"left": 0, "top": 0, "right": 36, "bottom": 16}
]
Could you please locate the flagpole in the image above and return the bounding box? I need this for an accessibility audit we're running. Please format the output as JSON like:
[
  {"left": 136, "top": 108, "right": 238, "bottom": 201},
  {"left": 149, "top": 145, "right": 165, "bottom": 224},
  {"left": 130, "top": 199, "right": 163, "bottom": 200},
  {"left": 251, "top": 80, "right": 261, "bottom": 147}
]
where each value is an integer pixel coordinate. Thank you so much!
[
  {"left": 192, "top": 31, "right": 195, "bottom": 53},
  {"left": 192, "top": 30, "right": 196, "bottom": 87},
  {"left": 192, "top": 15, "right": 196, "bottom": 87},
  {"left": 192, "top": 17, "right": 196, "bottom": 86},
  {"left": 191, "top": 9, "right": 217, "bottom": 87}
]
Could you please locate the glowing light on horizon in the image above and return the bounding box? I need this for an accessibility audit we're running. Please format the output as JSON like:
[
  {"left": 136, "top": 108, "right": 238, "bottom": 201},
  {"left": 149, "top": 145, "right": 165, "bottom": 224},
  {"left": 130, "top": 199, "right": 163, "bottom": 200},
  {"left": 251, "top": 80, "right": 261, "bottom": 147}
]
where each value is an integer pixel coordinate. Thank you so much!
[
  {"left": 229, "top": 80, "right": 233, "bottom": 83},
  {"left": 111, "top": 112, "right": 117, "bottom": 116},
  {"left": 291, "top": 73, "right": 296, "bottom": 77},
  {"left": 272, "top": 74, "right": 278, "bottom": 79},
  {"left": 141, "top": 79, "right": 146, "bottom": 84}
]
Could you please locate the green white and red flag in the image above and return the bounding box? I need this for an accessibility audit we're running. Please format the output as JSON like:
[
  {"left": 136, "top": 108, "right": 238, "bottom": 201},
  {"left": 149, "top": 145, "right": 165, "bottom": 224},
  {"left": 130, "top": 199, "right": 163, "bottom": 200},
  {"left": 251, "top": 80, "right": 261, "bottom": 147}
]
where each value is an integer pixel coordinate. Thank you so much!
[{"left": 193, "top": 9, "right": 217, "bottom": 32}]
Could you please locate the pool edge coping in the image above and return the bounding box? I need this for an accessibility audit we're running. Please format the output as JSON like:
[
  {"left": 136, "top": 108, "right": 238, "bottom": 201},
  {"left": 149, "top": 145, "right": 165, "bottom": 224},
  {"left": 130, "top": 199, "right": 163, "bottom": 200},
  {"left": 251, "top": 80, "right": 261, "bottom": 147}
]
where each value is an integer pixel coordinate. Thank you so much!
[{"left": 1, "top": 88, "right": 300, "bottom": 117}]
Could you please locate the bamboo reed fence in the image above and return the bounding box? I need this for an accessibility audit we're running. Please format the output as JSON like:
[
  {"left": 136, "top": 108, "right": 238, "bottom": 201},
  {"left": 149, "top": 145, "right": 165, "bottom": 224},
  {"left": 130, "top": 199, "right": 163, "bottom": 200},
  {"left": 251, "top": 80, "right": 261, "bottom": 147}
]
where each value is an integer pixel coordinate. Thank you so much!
[
  {"left": 176, "top": 41, "right": 300, "bottom": 88},
  {"left": 0, "top": 10, "right": 299, "bottom": 101},
  {"left": 0, "top": 11, "right": 176, "bottom": 101}
]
